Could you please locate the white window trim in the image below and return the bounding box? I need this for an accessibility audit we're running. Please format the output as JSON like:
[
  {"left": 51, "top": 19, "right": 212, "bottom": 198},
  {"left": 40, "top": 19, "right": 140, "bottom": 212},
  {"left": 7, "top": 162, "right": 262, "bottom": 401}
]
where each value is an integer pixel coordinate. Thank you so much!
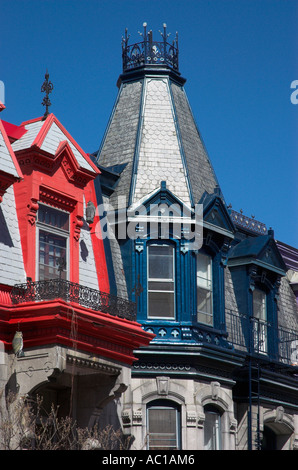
[{"left": 147, "top": 243, "right": 175, "bottom": 320}]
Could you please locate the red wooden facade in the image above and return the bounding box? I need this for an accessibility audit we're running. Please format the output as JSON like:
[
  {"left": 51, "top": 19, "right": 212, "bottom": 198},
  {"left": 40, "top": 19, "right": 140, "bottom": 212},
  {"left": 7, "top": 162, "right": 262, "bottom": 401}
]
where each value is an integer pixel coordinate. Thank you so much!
[{"left": 0, "top": 110, "right": 154, "bottom": 367}]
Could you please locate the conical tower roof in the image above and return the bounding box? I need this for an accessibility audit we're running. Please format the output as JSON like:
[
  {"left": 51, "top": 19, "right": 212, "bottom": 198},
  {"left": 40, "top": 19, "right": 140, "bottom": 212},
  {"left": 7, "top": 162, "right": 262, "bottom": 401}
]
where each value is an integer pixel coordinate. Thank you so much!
[{"left": 96, "top": 24, "right": 220, "bottom": 210}]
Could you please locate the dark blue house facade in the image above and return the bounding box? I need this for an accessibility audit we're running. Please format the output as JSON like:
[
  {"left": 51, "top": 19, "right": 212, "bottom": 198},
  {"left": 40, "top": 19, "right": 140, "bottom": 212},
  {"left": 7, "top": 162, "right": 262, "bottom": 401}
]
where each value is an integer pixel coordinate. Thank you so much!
[{"left": 94, "top": 25, "right": 298, "bottom": 450}]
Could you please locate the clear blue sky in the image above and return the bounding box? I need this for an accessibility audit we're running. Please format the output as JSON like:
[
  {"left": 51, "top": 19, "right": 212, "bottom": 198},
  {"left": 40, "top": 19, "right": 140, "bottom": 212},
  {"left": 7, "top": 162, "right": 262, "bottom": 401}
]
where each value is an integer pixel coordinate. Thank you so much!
[{"left": 1, "top": 0, "right": 297, "bottom": 248}]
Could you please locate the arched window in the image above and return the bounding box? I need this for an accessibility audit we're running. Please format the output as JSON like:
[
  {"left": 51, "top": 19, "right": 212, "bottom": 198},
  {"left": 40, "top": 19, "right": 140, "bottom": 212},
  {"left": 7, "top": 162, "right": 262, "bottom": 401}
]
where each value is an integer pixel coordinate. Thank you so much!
[
  {"left": 204, "top": 405, "right": 222, "bottom": 450},
  {"left": 147, "top": 399, "right": 181, "bottom": 450}
]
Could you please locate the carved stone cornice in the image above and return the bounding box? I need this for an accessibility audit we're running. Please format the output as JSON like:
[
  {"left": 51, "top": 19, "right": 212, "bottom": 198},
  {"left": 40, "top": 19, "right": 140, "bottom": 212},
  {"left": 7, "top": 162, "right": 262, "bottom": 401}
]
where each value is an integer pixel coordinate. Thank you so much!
[{"left": 66, "top": 353, "right": 121, "bottom": 376}]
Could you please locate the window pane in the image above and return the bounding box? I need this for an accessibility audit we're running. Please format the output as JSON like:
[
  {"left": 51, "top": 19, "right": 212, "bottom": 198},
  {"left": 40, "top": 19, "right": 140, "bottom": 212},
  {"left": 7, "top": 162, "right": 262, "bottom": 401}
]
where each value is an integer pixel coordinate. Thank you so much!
[
  {"left": 197, "top": 253, "right": 213, "bottom": 325},
  {"left": 148, "top": 245, "right": 175, "bottom": 319},
  {"left": 253, "top": 289, "right": 266, "bottom": 321},
  {"left": 204, "top": 410, "right": 221, "bottom": 450},
  {"left": 148, "top": 245, "right": 174, "bottom": 280},
  {"left": 39, "top": 230, "right": 67, "bottom": 280},
  {"left": 148, "top": 281, "right": 174, "bottom": 291},
  {"left": 197, "top": 287, "right": 212, "bottom": 314},
  {"left": 253, "top": 290, "right": 267, "bottom": 353},
  {"left": 148, "top": 408, "right": 177, "bottom": 450},
  {"left": 148, "top": 292, "right": 175, "bottom": 318},
  {"left": 197, "top": 253, "right": 212, "bottom": 287},
  {"left": 38, "top": 205, "right": 69, "bottom": 231}
]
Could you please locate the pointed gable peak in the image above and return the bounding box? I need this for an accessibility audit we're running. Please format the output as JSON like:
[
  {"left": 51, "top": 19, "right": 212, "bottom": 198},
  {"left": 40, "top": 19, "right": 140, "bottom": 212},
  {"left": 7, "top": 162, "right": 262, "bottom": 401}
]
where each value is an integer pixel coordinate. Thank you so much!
[
  {"left": 228, "top": 232, "right": 287, "bottom": 275},
  {"left": 12, "top": 113, "right": 99, "bottom": 176},
  {"left": 200, "top": 187, "right": 235, "bottom": 236}
]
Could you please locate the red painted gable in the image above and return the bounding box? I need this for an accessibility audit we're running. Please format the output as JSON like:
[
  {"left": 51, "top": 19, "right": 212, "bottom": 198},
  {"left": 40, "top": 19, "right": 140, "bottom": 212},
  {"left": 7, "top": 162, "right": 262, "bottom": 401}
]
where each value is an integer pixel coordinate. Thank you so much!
[{"left": 0, "top": 112, "right": 154, "bottom": 364}]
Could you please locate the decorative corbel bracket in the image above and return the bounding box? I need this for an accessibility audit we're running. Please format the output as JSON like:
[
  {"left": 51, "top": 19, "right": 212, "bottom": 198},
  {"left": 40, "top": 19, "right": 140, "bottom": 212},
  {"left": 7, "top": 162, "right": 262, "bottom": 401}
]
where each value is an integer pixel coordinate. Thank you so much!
[
  {"left": 73, "top": 215, "right": 84, "bottom": 241},
  {"left": 27, "top": 198, "right": 39, "bottom": 225}
]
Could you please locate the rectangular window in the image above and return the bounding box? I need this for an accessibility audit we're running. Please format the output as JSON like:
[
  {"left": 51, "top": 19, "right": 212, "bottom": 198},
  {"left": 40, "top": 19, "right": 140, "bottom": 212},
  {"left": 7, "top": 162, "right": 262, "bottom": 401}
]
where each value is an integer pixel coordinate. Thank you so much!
[
  {"left": 148, "top": 244, "right": 175, "bottom": 319},
  {"left": 37, "top": 205, "right": 69, "bottom": 281},
  {"left": 253, "top": 289, "right": 267, "bottom": 354},
  {"left": 197, "top": 253, "right": 213, "bottom": 325},
  {"left": 204, "top": 408, "right": 221, "bottom": 450},
  {"left": 147, "top": 405, "right": 179, "bottom": 450}
]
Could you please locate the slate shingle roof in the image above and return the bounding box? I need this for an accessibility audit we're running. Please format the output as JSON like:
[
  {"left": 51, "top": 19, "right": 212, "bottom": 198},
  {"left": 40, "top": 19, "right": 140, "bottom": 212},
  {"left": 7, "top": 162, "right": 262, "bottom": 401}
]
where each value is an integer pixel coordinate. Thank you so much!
[{"left": 96, "top": 70, "right": 219, "bottom": 210}]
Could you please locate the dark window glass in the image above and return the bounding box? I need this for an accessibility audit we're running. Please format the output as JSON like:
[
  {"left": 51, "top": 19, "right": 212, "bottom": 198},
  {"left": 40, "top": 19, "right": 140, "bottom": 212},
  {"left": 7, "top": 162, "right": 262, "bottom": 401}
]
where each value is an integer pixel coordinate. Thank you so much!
[
  {"left": 39, "top": 231, "right": 67, "bottom": 280},
  {"left": 38, "top": 205, "right": 69, "bottom": 231}
]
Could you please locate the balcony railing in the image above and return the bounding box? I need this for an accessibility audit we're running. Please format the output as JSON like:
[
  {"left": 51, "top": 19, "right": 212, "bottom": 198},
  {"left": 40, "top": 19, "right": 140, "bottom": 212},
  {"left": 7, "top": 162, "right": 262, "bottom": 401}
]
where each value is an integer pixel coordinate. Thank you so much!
[
  {"left": 225, "top": 309, "right": 298, "bottom": 366},
  {"left": 10, "top": 279, "right": 136, "bottom": 322}
]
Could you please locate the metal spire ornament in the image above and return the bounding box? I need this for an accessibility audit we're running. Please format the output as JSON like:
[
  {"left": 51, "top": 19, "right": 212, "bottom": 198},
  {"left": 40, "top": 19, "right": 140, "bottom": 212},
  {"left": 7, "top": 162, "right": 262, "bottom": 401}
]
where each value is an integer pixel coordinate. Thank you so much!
[{"left": 41, "top": 70, "right": 53, "bottom": 120}]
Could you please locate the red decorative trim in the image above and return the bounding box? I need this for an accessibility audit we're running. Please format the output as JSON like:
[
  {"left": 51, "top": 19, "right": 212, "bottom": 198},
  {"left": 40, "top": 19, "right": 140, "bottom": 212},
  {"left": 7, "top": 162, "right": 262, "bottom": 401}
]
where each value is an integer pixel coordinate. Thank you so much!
[
  {"left": 84, "top": 182, "right": 110, "bottom": 293},
  {"left": 1, "top": 120, "right": 28, "bottom": 143},
  {"left": 30, "top": 114, "right": 99, "bottom": 175},
  {"left": 27, "top": 197, "right": 39, "bottom": 225},
  {"left": 0, "top": 300, "right": 154, "bottom": 365},
  {"left": 0, "top": 120, "right": 23, "bottom": 178},
  {"left": 39, "top": 185, "right": 77, "bottom": 212},
  {"left": 73, "top": 215, "right": 84, "bottom": 241},
  {"left": 0, "top": 284, "right": 12, "bottom": 306},
  {"left": 20, "top": 116, "right": 44, "bottom": 126},
  {"left": 0, "top": 171, "right": 19, "bottom": 203},
  {"left": 56, "top": 140, "right": 94, "bottom": 187}
]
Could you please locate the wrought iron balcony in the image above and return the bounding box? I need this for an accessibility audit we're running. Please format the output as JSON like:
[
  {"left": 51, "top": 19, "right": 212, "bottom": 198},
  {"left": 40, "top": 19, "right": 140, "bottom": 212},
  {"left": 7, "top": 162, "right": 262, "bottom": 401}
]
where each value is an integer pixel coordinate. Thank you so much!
[
  {"left": 10, "top": 279, "right": 136, "bottom": 322},
  {"left": 122, "top": 23, "right": 179, "bottom": 73},
  {"left": 225, "top": 309, "right": 298, "bottom": 367}
]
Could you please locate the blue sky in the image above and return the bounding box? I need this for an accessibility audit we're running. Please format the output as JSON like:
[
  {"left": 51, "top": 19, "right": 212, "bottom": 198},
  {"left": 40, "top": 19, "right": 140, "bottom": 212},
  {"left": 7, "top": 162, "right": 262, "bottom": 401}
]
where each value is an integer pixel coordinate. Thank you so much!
[{"left": 1, "top": 0, "right": 297, "bottom": 248}]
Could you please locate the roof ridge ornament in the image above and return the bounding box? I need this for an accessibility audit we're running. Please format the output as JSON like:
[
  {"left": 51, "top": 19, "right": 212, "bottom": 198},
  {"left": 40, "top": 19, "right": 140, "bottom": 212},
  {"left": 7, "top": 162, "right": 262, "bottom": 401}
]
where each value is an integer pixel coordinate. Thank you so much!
[
  {"left": 41, "top": 69, "right": 53, "bottom": 120},
  {"left": 122, "top": 23, "right": 179, "bottom": 73}
]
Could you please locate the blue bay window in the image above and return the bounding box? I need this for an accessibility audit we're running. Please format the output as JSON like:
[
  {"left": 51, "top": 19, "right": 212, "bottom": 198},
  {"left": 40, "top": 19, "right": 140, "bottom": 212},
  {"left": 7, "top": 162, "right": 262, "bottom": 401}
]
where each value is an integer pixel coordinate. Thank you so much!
[{"left": 130, "top": 186, "right": 233, "bottom": 344}]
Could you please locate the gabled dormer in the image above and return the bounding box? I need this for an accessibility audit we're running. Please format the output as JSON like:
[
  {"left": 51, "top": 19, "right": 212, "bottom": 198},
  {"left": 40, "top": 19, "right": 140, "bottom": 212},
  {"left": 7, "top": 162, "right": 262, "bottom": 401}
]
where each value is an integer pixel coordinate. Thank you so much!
[
  {"left": 8, "top": 113, "right": 106, "bottom": 289},
  {"left": 227, "top": 229, "right": 286, "bottom": 277},
  {"left": 227, "top": 230, "right": 287, "bottom": 357},
  {"left": 200, "top": 187, "right": 235, "bottom": 239}
]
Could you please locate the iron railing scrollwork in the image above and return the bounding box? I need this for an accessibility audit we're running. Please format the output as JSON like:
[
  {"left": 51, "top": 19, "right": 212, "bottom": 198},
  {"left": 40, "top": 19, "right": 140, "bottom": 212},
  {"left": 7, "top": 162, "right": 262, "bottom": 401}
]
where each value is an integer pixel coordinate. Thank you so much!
[
  {"left": 225, "top": 309, "right": 298, "bottom": 366},
  {"left": 122, "top": 40, "right": 179, "bottom": 72},
  {"left": 122, "top": 24, "right": 179, "bottom": 73},
  {"left": 10, "top": 279, "right": 136, "bottom": 322}
]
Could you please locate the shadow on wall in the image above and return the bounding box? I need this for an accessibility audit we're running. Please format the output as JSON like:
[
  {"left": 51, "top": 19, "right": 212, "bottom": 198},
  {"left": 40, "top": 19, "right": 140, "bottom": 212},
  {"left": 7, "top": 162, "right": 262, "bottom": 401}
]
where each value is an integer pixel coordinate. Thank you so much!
[{"left": 0, "top": 206, "right": 13, "bottom": 247}]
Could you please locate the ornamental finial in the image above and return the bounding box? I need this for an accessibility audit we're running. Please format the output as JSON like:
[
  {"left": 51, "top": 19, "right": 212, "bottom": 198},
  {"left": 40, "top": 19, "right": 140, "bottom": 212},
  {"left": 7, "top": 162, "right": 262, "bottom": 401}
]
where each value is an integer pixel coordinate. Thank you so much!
[
  {"left": 41, "top": 69, "right": 53, "bottom": 120},
  {"left": 122, "top": 23, "right": 179, "bottom": 73}
]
